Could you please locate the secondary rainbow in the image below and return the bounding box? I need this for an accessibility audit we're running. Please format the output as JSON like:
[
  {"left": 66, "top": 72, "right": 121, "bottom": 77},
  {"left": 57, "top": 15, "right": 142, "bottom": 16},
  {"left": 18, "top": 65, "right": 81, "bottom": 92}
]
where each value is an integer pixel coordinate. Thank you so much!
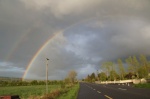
[{"left": 5, "top": 22, "right": 42, "bottom": 61}]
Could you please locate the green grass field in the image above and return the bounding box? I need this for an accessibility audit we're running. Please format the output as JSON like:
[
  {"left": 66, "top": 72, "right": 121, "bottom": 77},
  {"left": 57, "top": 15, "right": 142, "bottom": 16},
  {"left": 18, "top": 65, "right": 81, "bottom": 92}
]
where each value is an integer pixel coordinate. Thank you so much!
[{"left": 0, "top": 85, "right": 61, "bottom": 98}]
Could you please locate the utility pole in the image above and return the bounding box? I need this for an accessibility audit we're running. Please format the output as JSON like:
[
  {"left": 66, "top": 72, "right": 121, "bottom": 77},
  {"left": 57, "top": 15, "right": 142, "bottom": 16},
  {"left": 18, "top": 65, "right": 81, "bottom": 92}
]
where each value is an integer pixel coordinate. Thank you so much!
[
  {"left": 97, "top": 70, "right": 99, "bottom": 81},
  {"left": 46, "top": 58, "right": 49, "bottom": 94}
]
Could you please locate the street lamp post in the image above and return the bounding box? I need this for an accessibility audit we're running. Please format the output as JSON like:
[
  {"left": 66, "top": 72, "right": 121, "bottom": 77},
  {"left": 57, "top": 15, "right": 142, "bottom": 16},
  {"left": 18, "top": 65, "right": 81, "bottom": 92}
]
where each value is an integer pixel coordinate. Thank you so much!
[{"left": 46, "top": 58, "right": 49, "bottom": 94}]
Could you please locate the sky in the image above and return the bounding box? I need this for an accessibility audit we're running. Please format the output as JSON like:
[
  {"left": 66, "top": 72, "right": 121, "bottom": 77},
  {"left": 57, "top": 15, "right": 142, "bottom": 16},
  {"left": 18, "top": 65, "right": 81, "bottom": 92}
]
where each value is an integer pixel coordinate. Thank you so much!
[{"left": 0, "top": 0, "right": 150, "bottom": 80}]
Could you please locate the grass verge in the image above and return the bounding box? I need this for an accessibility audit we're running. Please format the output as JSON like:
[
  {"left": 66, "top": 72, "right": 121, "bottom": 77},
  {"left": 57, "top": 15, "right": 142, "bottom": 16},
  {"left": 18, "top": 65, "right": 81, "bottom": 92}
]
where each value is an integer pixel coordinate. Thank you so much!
[
  {"left": 134, "top": 83, "right": 150, "bottom": 88},
  {"left": 57, "top": 83, "right": 79, "bottom": 99}
]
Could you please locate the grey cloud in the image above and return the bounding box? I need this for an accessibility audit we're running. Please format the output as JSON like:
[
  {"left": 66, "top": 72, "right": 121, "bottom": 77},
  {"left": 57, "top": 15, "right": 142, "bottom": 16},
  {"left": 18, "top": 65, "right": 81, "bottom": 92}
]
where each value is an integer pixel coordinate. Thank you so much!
[
  {"left": 64, "top": 17, "right": 150, "bottom": 62},
  {"left": 0, "top": 0, "right": 150, "bottom": 79},
  {"left": 21, "top": 0, "right": 102, "bottom": 17}
]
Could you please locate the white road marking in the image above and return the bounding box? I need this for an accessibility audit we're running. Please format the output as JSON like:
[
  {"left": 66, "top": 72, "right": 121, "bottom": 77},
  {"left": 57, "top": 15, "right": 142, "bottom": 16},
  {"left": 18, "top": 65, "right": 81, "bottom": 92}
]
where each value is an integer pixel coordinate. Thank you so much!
[
  {"left": 97, "top": 91, "right": 101, "bottom": 93},
  {"left": 104, "top": 95, "right": 113, "bottom": 99},
  {"left": 118, "top": 88, "right": 127, "bottom": 90}
]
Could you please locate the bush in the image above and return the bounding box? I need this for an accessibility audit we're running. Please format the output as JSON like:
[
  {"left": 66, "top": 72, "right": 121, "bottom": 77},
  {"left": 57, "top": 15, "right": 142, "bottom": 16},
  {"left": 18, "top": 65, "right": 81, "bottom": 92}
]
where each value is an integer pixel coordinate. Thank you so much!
[
  {"left": 42, "top": 88, "right": 69, "bottom": 99},
  {"left": 61, "top": 83, "right": 65, "bottom": 89}
]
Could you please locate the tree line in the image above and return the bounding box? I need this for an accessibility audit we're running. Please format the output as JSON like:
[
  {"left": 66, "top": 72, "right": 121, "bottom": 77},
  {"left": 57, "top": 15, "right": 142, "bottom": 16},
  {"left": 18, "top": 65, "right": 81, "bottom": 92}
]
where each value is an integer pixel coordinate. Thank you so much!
[
  {"left": 84, "top": 55, "right": 150, "bottom": 82},
  {"left": 0, "top": 80, "right": 65, "bottom": 86},
  {"left": 0, "top": 70, "right": 77, "bottom": 87}
]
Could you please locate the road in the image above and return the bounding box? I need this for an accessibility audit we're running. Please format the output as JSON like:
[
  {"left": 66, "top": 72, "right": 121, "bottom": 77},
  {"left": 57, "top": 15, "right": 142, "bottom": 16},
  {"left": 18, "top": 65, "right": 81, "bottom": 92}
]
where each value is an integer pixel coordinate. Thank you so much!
[{"left": 77, "top": 82, "right": 150, "bottom": 99}]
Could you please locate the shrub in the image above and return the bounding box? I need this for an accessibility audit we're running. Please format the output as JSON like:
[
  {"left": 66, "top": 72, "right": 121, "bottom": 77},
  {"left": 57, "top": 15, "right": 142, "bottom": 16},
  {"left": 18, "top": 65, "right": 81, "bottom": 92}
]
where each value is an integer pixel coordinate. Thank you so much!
[{"left": 61, "top": 83, "right": 65, "bottom": 89}]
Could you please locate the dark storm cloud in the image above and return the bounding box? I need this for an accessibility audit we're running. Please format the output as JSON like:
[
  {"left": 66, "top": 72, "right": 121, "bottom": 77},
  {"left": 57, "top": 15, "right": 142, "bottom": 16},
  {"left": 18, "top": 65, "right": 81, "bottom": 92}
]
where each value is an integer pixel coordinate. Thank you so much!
[{"left": 66, "top": 17, "right": 150, "bottom": 62}]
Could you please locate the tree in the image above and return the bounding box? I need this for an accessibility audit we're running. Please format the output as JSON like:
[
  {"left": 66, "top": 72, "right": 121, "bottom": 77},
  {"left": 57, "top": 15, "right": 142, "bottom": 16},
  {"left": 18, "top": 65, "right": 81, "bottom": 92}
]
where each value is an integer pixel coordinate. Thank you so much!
[
  {"left": 109, "top": 70, "right": 119, "bottom": 81},
  {"left": 30, "top": 80, "right": 38, "bottom": 85},
  {"left": 139, "top": 55, "right": 149, "bottom": 76},
  {"left": 138, "top": 67, "right": 148, "bottom": 78},
  {"left": 101, "top": 61, "right": 118, "bottom": 81},
  {"left": 126, "top": 56, "right": 135, "bottom": 73},
  {"left": 132, "top": 56, "right": 140, "bottom": 78},
  {"left": 39, "top": 81, "right": 45, "bottom": 85},
  {"left": 64, "top": 78, "right": 70, "bottom": 84},
  {"left": 101, "top": 62, "right": 113, "bottom": 79},
  {"left": 22, "top": 81, "right": 29, "bottom": 86},
  {"left": 90, "top": 73, "right": 96, "bottom": 82},
  {"left": 86, "top": 74, "right": 92, "bottom": 82},
  {"left": 91, "top": 73, "right": 96, "bottom": 80},
  {"left": 125, "top": 72, "right": 136, "bottom": 79},
  {"left": 68, "top": 70, "right": 77, "bottom": 84},
  {"left": 126, "top": 56, "right": 141, "bottom": 78},
  {"left": 98, "top": 72, "right": 107, "bottom": 81},
  {"left": 117, "top": 59, "right": 125, "bottom": 80}
]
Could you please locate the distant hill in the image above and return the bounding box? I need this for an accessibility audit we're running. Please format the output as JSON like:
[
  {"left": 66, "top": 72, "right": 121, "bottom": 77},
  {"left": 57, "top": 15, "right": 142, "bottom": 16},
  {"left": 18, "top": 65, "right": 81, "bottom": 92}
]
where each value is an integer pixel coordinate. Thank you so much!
[
  {"left": 0, "top": 76, "right": 22, "bottom": 81},
  {"left": 0, "top": 76, "right": 47, "bottom": 82}
]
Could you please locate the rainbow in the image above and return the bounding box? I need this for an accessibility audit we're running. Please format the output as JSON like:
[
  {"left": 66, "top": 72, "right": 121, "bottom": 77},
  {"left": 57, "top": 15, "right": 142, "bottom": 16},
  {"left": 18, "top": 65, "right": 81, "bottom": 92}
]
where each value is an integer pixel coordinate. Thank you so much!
[
  {"left": 22, "top": 31, "right": 63, "bottom": 80},
  {"left": 22, "top": 16, "right": 100, "bottom": 80}
]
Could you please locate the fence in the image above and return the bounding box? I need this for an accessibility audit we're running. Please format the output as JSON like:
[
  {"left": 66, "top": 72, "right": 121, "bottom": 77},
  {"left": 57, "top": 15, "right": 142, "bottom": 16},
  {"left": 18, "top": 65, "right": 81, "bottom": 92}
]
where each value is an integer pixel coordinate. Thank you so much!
[{"left": 95, "top": 78, "right": 147, "bottom": 84}]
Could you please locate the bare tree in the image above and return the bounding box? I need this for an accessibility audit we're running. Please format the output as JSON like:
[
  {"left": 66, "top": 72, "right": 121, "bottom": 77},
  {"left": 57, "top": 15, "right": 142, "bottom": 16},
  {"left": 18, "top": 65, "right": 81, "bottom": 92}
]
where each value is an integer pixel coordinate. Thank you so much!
[{"left": 68, "top": 70, "right": 77, "bottom": 84}]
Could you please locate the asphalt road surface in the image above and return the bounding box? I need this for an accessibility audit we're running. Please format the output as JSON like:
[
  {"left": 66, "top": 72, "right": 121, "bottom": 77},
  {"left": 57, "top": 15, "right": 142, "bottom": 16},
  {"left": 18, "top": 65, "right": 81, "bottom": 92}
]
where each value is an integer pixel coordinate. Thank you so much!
[{"left": 77, "top": 82, "right": 150, "bottom": 99}]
